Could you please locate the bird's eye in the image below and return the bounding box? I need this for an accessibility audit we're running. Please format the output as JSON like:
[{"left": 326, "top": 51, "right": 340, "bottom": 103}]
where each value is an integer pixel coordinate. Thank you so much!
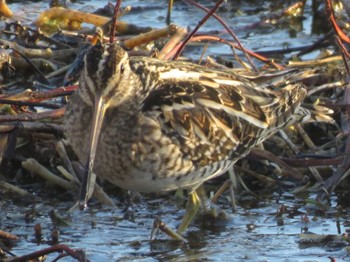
[{"left": 120, "top": 64, "right": 125, "bottom": 73}]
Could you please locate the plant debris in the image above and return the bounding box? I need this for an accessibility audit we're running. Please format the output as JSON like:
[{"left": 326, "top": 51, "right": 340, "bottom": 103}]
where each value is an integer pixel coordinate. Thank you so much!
[{"left": 0, "top": 0, "right": 350, "bottom": 261}]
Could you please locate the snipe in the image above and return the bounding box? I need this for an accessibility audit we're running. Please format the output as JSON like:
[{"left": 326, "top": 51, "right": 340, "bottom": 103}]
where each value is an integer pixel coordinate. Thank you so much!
[{"left": 64, "top": 42, "right": 307, "bottom": 237}]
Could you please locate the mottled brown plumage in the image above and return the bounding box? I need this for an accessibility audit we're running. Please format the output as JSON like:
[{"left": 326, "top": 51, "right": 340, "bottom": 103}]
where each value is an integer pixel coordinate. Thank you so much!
[
  {"left": 65, "top": 42, "right": 308, "bottom": 192},
  {"left": 64, "top": 42, "right": 307, "bottom": 235}
]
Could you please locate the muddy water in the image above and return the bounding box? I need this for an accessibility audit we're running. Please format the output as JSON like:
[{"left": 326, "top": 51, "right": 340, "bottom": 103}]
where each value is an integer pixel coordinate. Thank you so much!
[
  {"left": 1, "top": 0, "right": 349, "bottom": 261},
  {"left": 3, "top": 193, "right": 349, "bottom": 261}
]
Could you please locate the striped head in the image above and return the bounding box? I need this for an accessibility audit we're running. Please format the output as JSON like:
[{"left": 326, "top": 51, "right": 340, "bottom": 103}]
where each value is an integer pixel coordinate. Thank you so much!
[
  {"left": 78, "top": 42, "right": 135, "bottom": 108},
  {"left": 74, "top": 43, "right": 136, "bottom": 208}
]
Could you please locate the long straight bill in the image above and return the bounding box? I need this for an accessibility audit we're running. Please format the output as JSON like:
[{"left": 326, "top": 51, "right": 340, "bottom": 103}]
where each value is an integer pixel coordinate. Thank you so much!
[{"left": 79, "top": 95, "right": 107, "bottom": 210}]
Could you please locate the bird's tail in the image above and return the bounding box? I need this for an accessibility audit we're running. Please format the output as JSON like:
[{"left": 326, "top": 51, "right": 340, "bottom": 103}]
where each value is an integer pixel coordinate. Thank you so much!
[{"left": 238, "top": 68, "right": 335, "bottom": 126}]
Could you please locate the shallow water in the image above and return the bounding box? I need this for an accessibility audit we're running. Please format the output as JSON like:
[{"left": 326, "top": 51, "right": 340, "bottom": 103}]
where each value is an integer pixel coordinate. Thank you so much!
[
  {"left": 1, "top": 0, "right": 349, "bottom": 261},
  {"left": 3, "top": 192, "right": 349, "bottom": 261}
]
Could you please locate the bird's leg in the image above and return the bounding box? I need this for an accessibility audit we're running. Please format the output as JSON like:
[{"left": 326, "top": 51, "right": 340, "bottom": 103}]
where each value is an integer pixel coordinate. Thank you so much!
[
  {"left": 196, "top": 184, "right": 218, "bottom": 216},
  {"left": 152, "top": 184, "right": 233, "bottom": 241},
  {"left": 176, "top": 189, "right": 201, "bottom": 234},
  {"left": 150, "top": 189, "right": 201, "bottom": 242}
]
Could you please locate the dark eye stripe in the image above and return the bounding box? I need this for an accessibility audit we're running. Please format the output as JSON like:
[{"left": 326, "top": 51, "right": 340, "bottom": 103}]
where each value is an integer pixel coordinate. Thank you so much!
[{"left": 84, "top": 44, "right": 127, "bottom": 96}]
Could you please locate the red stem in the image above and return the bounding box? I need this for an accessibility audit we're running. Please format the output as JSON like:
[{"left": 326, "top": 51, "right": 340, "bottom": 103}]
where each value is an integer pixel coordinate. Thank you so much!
[
  {"left": 184, "top": 0, "right": 257, "bottom": 71},
  {"left": 325, "top": 0, "right": 350, "bottom": 44},
  {"left": 172, "top": 0, "right": 225, "bottom": 60},
  {"left": 110, "top": 0, "right": 123, "bottom": 43}
]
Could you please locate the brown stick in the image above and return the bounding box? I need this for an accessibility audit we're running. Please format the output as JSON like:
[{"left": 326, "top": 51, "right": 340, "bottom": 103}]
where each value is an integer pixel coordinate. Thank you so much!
[
  {"left": 0, "top": 230, "right": 18, "bottom": 241},
  {"left": 123, "top": 25, "right": 177, "bottom": 49},
  {"left": 0, "top": 108, "right": 65, "bottom": 122},
  {"left": 8, "top": 244, "right": 88, "bottom": 262}
]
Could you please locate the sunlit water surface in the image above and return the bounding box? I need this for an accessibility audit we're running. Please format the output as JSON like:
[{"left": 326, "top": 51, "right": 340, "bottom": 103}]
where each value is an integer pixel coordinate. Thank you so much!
[{"left": 1, "top": 0, "right": 349, "bottom": 261}]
